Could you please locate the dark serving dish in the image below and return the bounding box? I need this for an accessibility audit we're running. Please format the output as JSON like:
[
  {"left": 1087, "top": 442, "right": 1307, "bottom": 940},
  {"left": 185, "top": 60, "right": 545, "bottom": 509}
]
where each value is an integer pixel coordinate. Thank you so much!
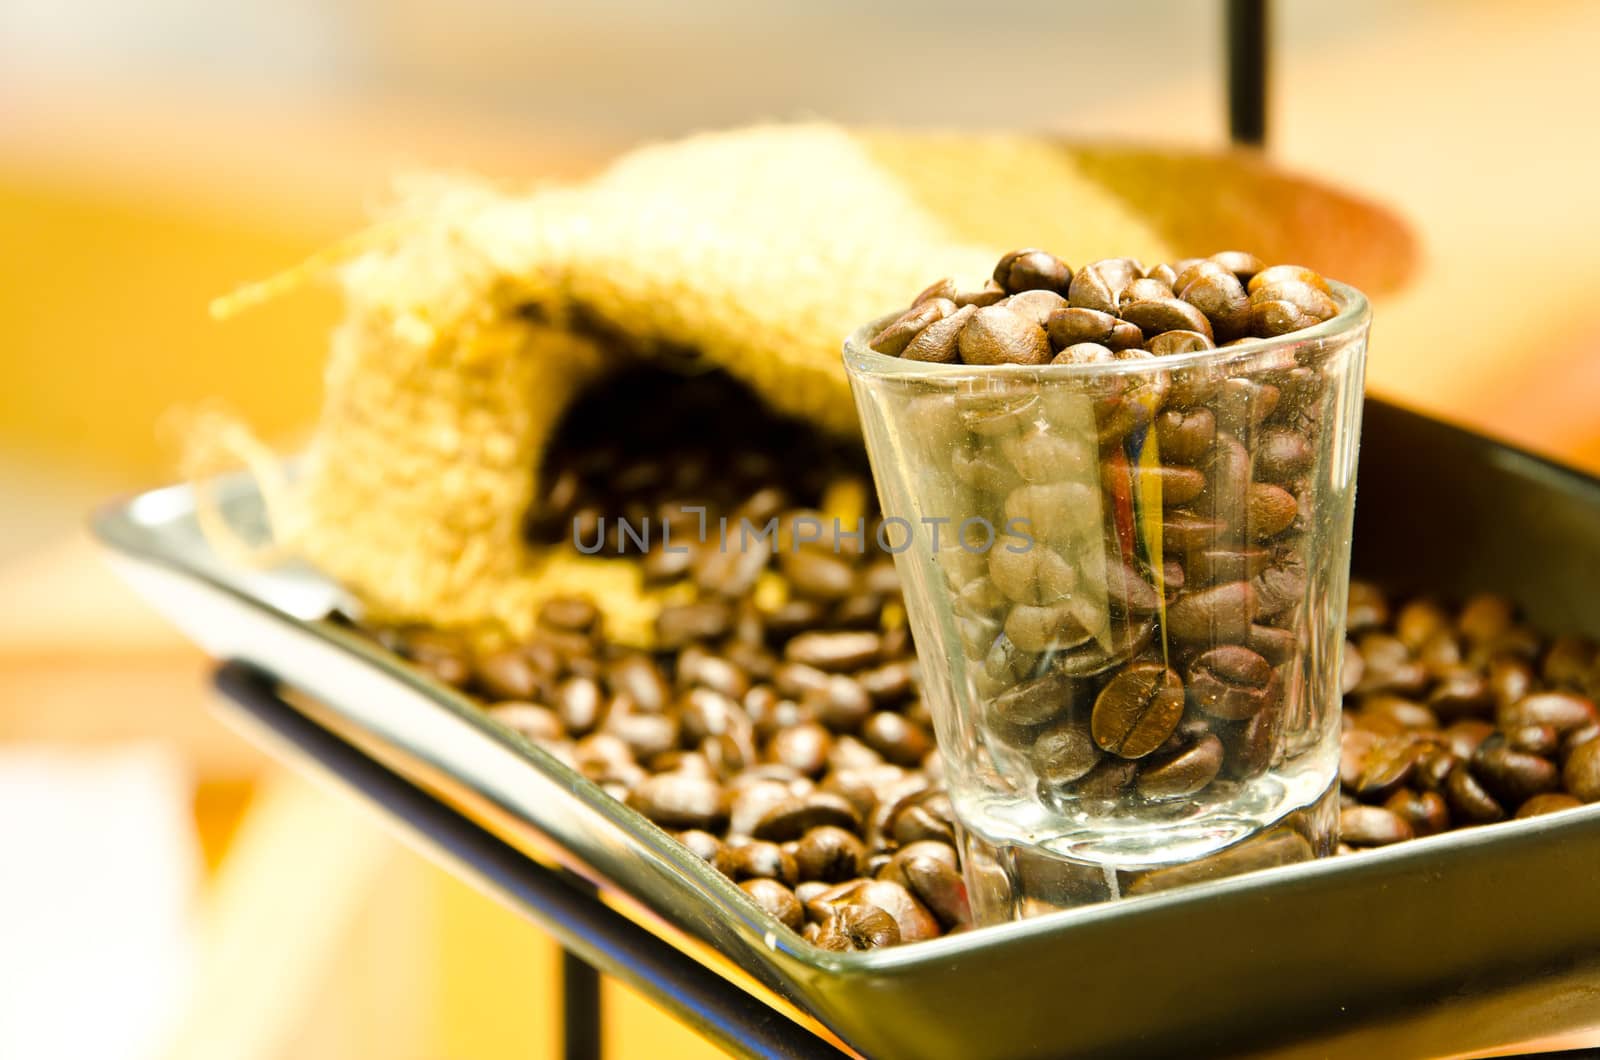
[{"left": 94, "top": 397, "right": 1600, "bottom": 1059}]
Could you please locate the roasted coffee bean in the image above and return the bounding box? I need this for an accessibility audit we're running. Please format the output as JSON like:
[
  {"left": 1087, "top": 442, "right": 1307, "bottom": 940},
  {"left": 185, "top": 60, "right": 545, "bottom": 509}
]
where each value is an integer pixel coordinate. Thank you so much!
[
  {"left": 677, "top": 829, "right": 724, "bottom": 862},
  {"left": 1359, "top": 694, "right": 1439, "bottom": 732},
  {"left": 1209, "top": 250, "right": 1265, "bottom": 282},
  {"left": 1250, "top": 299, "right": 1321, "bottom": 336},
  {"left": 1428, "top": 667, "right": 1494, "bottom": 720},
  {"left": 1543, "top": 635, "right": 1598, "bottom": 690},
  {"left": 1346, "top": 582, "right": 1390, "bottom": 632},
  {"left": 902, "top": 303, "right": 976, "bottom": 363},
  {"left": 1187, "top": 645, "right": 1279, "bottom": 721},
  {"left": 1046, "top": 306, "right": 1120, "bottom": 349},
  {"left": 991, "top": 671, "right": 1073, "bottom": 728},
  {"left": 1506, "top": 724, "right": 1561, "bottom": 758},
  {"left": 1565, "top": 739, "right": 1600, "bottom": 802},
  {"left": 655, "top": 600, "right": 733, "bottom": 648},
  {"left": 1250, "top": 278, "right": 1338, "bottom": 322},
  {"left": 1500, "top": 692, "right": 1597, "bottom": 735},
  {"left": 818, "top": 879, "right": 941, "bottom": 943},
  {"left": 405, "top": 630, "right": 474, "bottom": 687},
  {"left": 987, "top": 542, "right": 1078, "bottom": 605},
  {"left": 1091, "top": 663, "right": 1185, "bottom": 759},
  {"left": 886, "top": 845, "right": 970, "bottom": 927},
  {"left": 476, "top": 646, "right": 546, "bottom": 701},
  {"left": 1154, "top": 407, "right": 1217, "bottom": 464},
  {"left": 1176, "top": 263, "right": 1249, "bottom": 336},
  {"left": 812, "top": 902, "right": 900, "bottom": 950},
  {"left": 1120, "top": 296, "right": 1214, "bottom": 340},
  {"left": 739, "top": 878, "right": 804, "bottom": 931},
  {"left": 1066, "top": 261, "right": 1125, "bottom": 313},
  {"left": 716, "top": 840, "right": 799, "bottom": 886},
  {"left": 1124, "top": 277, "right": 1173, "bottom": 303},
  {"left": 1247, "top": 264, "right": 1328, "bottom": 295},
  {"left": 1340, "top": 805, "right": 1413, "bottom": 847},
  {"left": 487, "top": 702, "right": 564, "bottom": 743},
  {"left": 1052, "top": 341, "right": 1114, "bottom": 366},
  {"left": 1350, "top": 736, "right": 1418, "bottom": 802},
  {"left": 861, "top": 711, "right": 932, "bottom": 766},
  {"left": 1472, "top": 737, "right": 1559, "bottom": 806},
  {"left": 1143, "top": 329, "right": 1215, "bottom": 358},
  {"left": 539, "top": 596, "right": 599, "bottom": 634},
  {"left": 1000, "top": 428, "right": 1095, "bottom": 484},
  {"left": 627, "top": 773, "right": 728, "bottom": 832},
  {"left": 768, "top": 722, "right": 833, "bottom": 777},
  {"left": 1073, "top": 757, "right": 1140, "bottom": 796},
  {"left": 1384, "top": 788, "right": 1450, "bottom": 837},
  {"left": 994, "top": 249, "right": 1073, "bottom": 295},
  {"left": 1004, "top": 601, "right": 1099, "bottom": 654},
  {"left": 1445, "top": 763, "right": 1506, "bottom": 824},
  {"left": 958, "top": 306, "right": 1052, "bottom": 366},
  {"left": 785, "top": 631, "right": 881, "bottom": 672},
  {"left": 752, "top": 793, "right": 862, "bottom": 841},
  {"left": 1246, "top": 483, "right": 1299, "bottom": 539},
  {"left": 1161, "top": 513, "right": 1230, "bottom": 552},
  {"left": 779, "top": 549, "right": 857, "bottom": 602},
  {"left": 1247, "top": 623, "right": 1297, "bottom": 665},
  {"left": 1136, "top": 733, "right": 1224, "bottom": 799},
  {"left": 1006, "top": 289, "right": 1069, "bottom": 327},
  {"left": 793, "top": 826, "right": 865, "bottom": 883},
  {"left": 869, "top": 298, "right": 954, "bottom": 356},
  {"left": 1031, "top": 718, "right": 1102, "bottom": 785},
  {"left": 1517, "top": 792, "right": 1584, "bottom": 817},
  {"left": 1166, "top": 582, "right": 1255, "bottom": 644},
  {"left": 676, "top": 647, "right": 751, "bottom": 700}
]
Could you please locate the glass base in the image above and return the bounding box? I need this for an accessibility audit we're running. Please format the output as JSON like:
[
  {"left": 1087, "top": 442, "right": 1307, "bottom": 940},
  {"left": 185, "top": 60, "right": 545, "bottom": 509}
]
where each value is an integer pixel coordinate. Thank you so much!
[{"left": 960, "top": 779, "right": 1339, "bottom": 924}]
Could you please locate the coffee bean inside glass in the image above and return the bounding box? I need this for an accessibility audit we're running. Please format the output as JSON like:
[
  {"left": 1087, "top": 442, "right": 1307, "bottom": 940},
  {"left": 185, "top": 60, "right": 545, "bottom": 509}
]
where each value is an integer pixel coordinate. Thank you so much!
[{"left": 843, "top": 253, "right": 1370, "bottom": 922}]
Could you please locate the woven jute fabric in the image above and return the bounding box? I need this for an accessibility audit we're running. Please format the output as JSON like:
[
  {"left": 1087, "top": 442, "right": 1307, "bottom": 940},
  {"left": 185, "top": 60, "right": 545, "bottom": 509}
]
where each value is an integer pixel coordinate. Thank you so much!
[{"left": 273, "top": 124, "right": 1411, "bottom": 644}]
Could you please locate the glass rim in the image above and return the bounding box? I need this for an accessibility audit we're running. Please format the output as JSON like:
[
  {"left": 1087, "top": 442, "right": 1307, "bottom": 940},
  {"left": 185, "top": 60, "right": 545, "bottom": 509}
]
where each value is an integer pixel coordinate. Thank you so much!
[{"left": 842, "top": 278, "right": 1370, "bottom": 380}]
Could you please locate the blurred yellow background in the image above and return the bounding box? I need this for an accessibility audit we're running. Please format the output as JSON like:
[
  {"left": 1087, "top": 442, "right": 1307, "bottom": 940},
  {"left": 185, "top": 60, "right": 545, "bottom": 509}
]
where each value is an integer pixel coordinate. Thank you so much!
[{"left": 3, "top": 1, "right": 1599, "bottom": 1057}]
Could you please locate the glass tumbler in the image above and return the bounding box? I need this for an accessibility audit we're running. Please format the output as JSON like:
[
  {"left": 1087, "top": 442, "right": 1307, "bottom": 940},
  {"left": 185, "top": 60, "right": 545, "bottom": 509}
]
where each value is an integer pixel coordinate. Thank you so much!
[{"left": 844, "top": 283, "right": 1370, "bottom": 922}]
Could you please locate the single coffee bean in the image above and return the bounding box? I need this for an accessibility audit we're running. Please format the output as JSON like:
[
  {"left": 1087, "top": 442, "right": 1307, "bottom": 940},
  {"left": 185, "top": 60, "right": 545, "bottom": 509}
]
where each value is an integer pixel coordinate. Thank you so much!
[
  {"left": 902, "top": 303, "right": 976, "bottom": 363},
  {"left": 1246, "top": 483, "right": 1299, "bottom": 539},
  {"left": 655, "top": 600, "right": 734, "bottom": 648},
  {"left": 1384, "top": 788, "right": 1450, "bottom": 836},
  {"left": 911, "top": 277, "right": 959, "bottom": 305},
  {"left": 813, "top": 902, "right": 901, "bottom": 950},
  {"left": 1543, "top": 635, "right": 1598, "bottom": 689},
  {"left": 953, "top": 279, "right": 1008, "bottom": 308},
  {"left": 1136, "top": 732, "right": 1224, "bottom": 799},
  {"left": 1133, "top": 464, "right": 1207, "bottom": 507},
  {"left": 1506, "top": 724, "right": 1561, "bottom": 757},
  {"left": 992, "top": 671, "right": 1074, "bottom": 727},
  {"left": 1177, "top": 265, "right": 1249, "bottom": 336},
  {"left": 1146, "top": 262, "right": 1178, "bottom": 287},
  {"left": 539, "top": 595, "right": 599, "bottom": 634},
  {"left": 1073, "top": 756, "right": 1140, "bottom": 796},
  {"left": 716, "top": 840, "right": 799, "bottom": 885},
  {"left": 1031, "top": 718, "right": 1102, "bottom": 785},
  {"left": 1052, "top": 341, "right": 1115, "bottom": 366},
  {"left": 785, "top": 631, "right": 881, "bottom": 672},
  {"left": 1428, "top": 667, "right": 1494, "bottom": 720},
  {"left": 1445, "top": 763, "right": 1506, "bottom": 824},
  {"left": 861, "top": 711, "right": 932, "bottom": 767},
  {"left": 739, "top": 878, "right": 803, "bottom": 931},
  {"left": 1564, "top": 722, "right": 1600, "bottom": 761},
  {"left": 1565, "top": 739, "right": 1600, "bottom": 802},
  {"left": 1004, "top": 600, "right": 1100, "bottom": 654},
  {"left": 999, "top": 428, "right": 1095, "bottom": 483},
  {"left": 1250, "top": 299, "right": 1321, "bottom": 336},
  {"left": 959, "top": 304, "right": 1053, "bottom": 365},
  {"left": 1046, "top": 306, "right": 1119, "bottom": 349},
  {"left": 1254, "top": 428, "right": 1314, "bottom": 482},
  {"left": 1247, "top": 264, "right": 1329, "bottom": 295},
  {"left": 1005, "top": 289, "right": 1069, "bottom": 327},
  {"left": 1246, "top": 623, "right": 1296, "bottom": 665},
  {"left": 1351, "top": 736, "right": 1418, "bottom": 802},
  {"left": 1124, "top": 277, "right": 1173, "bottom": 303},
  {"left": 1249, "top": 279, "right": 1338, "bottom": 322},
  {"left": 1359, "top": 693, "right": 1439, "bottom": 732},
  {"left": 793, "top": 826, "right": 866, "bottom": 883},
  {"left": 987, "top": 540, "right": 1078, "bottom": 604},
  {"left": 892, "top": 847, "right": 970, "bottom": 927},
  {"left": 486, "top": 702, "right": 564, "bottom": 743},
  {"left": 1472, "top": 737, "right": 1560, "bottom": 806},
  {"left": 476, "top": 646, "right": 545, "bottom": 701},
  {"left": 1066, "top": 259, "right": 1136, "bottom": 313},
  {"left": 870, "top": 298, "right": 954, "bottom": 355},
  {"left": 1091, "top": 663, "right": 1186, "bottom": 759},
  {"left": 1340, "top": 805, "right": 1414, "bottom": 846},
  {"left": 1186, "top": 546, "right": 1273, "bottom": 586},
  {"left": 1120, "top": 296, "right": 1214, "bottom": 340},
  {"left": 994, "top": 249, "right": 1073, "bottom": 295},
  {"left": 1516, "top": 792, "right": 1584, "bottom": 817},
  {"left": 752, "top": 793, "right": 862, "bottom": 841},
  {"left": 768, "top": 722, "right": 833, "bottom": 777},
  {"left": 1154, "top": 407, "right": 1216, "bottom": 465},
  {"left": 1187, "top": 645, "right": 1280, "bottom": 720},
  {"left": 1209, "top": 250, "right": 1266, "bottom": 282},
  {"left": 1252, "top": 554, "right": 1308, "bottom": 620},
  {"left": 779, "top": 549, "right": 858, "bottom": 601},
  {"left": 1488, "top": 656, "right": 1537, "bottom": 710},
  {"left": 627, "top": 773, "right": 729, "bottom": 832},
  {"left": 677, "top": 829, "right": 724, "bottom": 862},
  {"left": 1500, "top": 692, "right": 1597, "bottom": 734},
  {"left": 1166, "top": 582, "right": 1255, "bottom": 644},
  {"left": 1161, "top": 513, "right": 1230, "bottom": 552}
]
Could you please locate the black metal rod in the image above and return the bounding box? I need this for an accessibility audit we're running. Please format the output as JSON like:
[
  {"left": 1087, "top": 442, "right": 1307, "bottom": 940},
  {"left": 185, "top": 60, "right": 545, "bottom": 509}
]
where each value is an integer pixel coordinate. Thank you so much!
[
  {"left": 212, "top": 662, "right": 845, "bottom": 1060},
  {"left": 562, "top": 948, "right": 602, "bottom": 1060},
  {"left": 1226, "top": 0, "right": 1269, "bottom": 146}
]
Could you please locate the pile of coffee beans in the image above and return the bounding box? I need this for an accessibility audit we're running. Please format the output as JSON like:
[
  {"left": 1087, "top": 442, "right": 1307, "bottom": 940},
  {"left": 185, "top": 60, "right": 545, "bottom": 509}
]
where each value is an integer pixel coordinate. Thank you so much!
[
  {"left": 377, "top": 575, "right": 1600, "bottom": 949},
  {"left": 862, "top": 249, "right": 1351, "bottom": 816},
  {"left": 867, "top": 249, "right": 1339, "bottom": 366},
  {"left": 1335, "top": 585, "right": 1600, "bottom": 848}
]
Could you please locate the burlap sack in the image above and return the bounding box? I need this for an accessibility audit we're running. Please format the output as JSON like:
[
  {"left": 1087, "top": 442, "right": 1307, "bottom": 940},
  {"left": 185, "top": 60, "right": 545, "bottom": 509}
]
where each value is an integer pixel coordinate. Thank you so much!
[{"left": 240, "top": 124, "right": 1411, "bottom": 644}]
